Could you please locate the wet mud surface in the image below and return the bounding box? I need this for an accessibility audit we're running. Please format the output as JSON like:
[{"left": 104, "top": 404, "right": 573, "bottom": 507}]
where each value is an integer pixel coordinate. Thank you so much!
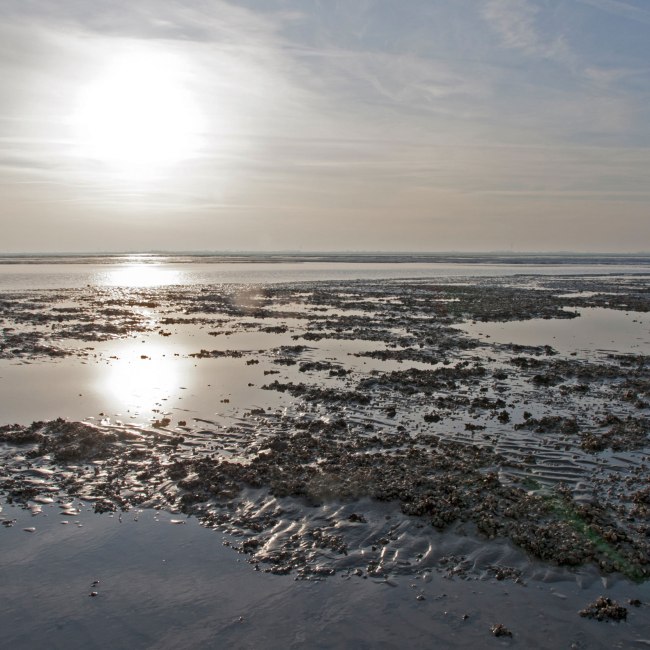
[
  {"left": 1, "top": 500, "right": 648, "bottom": 650},
  {"left": 1, "top": 275, "right": 650, "bottom": 611}
]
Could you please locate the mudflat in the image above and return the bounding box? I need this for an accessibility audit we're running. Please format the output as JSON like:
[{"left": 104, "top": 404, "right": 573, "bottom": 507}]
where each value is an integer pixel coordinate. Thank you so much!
[{"left": 1, "top": 271, "right": 649, "bottom": 648}]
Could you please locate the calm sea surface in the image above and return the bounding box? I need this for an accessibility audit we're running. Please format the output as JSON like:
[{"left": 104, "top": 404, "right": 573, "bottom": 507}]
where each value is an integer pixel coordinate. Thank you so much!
[{"left": 1, "top": 254, "right": 649, "bottom": 289}]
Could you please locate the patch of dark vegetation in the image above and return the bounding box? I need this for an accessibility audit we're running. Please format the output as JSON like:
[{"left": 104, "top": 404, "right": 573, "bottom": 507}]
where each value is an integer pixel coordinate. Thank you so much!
[
  {"left": 55, "top": 321, "right": 147, "bottom": 341},
  {"left": 359, "top": 364, "right": 487, "bottom": 394},
  {"left": 510, "top": 356, "right": 625, "bottom": 381},
  {"left": 261, "top": 381, "right": 371, "bottom": 405},
  {"left": 170, "top": 428, "right": 649, "bottom": 578},
  {"left": 579, "top": 597, "right": 628, "bottom": 621},
  {"left": 273, "top": 357, "right": 297, "bottom": 366},
  {"left": 514, "top": 416, "right": 579, "bottom": 434},
  {"left": 580, "top": 416, "right": 650, "bottom": 452},
  {"left": 0, "top": 422, "right": 45, "bottom": 444},
  {"left": 33, "top": 419, "right": 137, "bottom": 462},
  {"left": 352, "top": 348, "right": 445, "bottom": 364},
  {"left": 189, "top": 349, "right": 246, "bottom": 359},
  {"left": 471, "top": 396, "right": 507, "bottom": 410},
  {"left": 299, "top": 360, "right": 345, "bottom": 373},
  {"left": 436, "top": 285, "right": 580, "bottom": 323},
  {"left": 259, "top": 325, "right": 288, "bottom": 334},
  {"left": 499, "top": 343, "right": 557, "bottom": 356},
  {"left": 0, "top": 419, "right": 137, "bottom": 463},
  {"left": 0, "top": 331, "right": 71, "bottom": 359},
  {"left": 490, "top": 623, "right": 513, "bottom": 637}
]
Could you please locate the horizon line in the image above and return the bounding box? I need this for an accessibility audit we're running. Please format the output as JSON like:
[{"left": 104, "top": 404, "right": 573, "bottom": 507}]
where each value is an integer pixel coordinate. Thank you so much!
[{"left": 1, "top": 250, "right": 650, "bottom": 256}]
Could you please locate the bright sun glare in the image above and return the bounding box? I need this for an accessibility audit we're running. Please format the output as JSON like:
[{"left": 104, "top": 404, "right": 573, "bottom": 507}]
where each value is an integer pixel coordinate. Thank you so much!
[
  {"left": 100, "top": 340, "right": 184, "bottom": 419},
  {"left": 74, "top": 49, "right": 205, "bottom": 172},
  {"left": 102, "top": 264, "right": 183, "bottom": 287}
]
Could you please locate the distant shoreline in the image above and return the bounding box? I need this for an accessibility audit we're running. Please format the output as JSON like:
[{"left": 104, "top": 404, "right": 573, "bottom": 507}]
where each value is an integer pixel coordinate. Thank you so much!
[{"left": 1, "top": 252, "right": 650, "bottom": 265}]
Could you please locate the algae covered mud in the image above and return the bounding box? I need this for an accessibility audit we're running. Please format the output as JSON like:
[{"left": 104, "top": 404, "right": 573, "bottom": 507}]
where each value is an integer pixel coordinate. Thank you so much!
[{"left": 1, "top": 256, "right": 650, "bottom": 648}]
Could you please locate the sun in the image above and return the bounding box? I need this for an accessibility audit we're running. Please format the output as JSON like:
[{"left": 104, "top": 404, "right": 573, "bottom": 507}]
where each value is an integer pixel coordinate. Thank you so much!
[{"left": 73, "top": 48, "right": 205, "bottom": 172}]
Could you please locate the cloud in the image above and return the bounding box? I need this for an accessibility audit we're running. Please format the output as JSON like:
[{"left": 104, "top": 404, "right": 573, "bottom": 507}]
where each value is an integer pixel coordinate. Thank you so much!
[
  {"left": 1, "top": 0, "right": 649, "bottom": 252},
  {"left": 482, "top": 0, "right": 574, "bottom": 65},
  {"left": 0, "top": 0, "right": 288, "bottom": 45},
  {"left": 576, "top": 0, "right": 650, "bottom": 25}
]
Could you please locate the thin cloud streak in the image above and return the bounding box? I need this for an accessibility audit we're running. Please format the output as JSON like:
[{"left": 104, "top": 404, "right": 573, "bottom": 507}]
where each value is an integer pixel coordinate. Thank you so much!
[
  {"left": 483, "top": 0, "right": 574, "bottom": 65},
  {"left": 577, "top": 0, "right": 650, "bottom": 25}
]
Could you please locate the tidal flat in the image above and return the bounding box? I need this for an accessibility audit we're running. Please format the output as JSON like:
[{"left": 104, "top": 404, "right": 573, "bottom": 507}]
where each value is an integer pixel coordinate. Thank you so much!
[{"left": 1, "top": 270, "right": 649, "bottom": 648}]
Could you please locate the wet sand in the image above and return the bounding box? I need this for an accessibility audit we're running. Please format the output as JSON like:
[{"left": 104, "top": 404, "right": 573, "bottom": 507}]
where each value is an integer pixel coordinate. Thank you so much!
[{"left": 1, "top": 271, "right": 649, "bottom": 647}]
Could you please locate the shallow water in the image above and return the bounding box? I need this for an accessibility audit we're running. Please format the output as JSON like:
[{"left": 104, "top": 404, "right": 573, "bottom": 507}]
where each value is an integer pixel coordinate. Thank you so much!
[
  {"left": 1, "top": 259, "right": 649, "bottom": 290},
  {"left": 457, "top": 307, "right": 650, "bottom": 355},
  {"left": 1, "top": 498, "right": 649, "bottom": 650},
  {"left": 0, "top": 321, "right": 430, "bottom": 425}
]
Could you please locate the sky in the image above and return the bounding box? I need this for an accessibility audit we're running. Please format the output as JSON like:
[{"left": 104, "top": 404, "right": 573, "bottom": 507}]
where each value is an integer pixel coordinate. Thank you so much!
[{"left": 1, "top": 0, "right": 649, "bottom": 253}]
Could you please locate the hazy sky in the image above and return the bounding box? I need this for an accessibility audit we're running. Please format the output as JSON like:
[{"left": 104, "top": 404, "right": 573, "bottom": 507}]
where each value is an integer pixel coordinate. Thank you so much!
[{"left": 1, "top": 0, "right": 649, "bottom": 253}]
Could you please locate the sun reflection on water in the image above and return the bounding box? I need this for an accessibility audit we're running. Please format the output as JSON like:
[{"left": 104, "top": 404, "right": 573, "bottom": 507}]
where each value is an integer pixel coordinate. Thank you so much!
[
  {"left": 100, "top": 264, "right": 184, "bottom": 287},
  {"left": 99, "top": 341, "right": 186, "bottom": 420}
]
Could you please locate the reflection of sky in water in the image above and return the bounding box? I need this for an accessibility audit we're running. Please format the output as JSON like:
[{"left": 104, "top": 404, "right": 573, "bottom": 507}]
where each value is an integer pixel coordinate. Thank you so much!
[{"left": 458, "top": 308, "right": 650, "bottom": 355}]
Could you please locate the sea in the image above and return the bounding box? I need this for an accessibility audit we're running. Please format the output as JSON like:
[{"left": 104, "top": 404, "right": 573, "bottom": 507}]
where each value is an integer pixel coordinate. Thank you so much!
[{"left": 1, "top": 252, "right": 649, "bottom": 289}]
